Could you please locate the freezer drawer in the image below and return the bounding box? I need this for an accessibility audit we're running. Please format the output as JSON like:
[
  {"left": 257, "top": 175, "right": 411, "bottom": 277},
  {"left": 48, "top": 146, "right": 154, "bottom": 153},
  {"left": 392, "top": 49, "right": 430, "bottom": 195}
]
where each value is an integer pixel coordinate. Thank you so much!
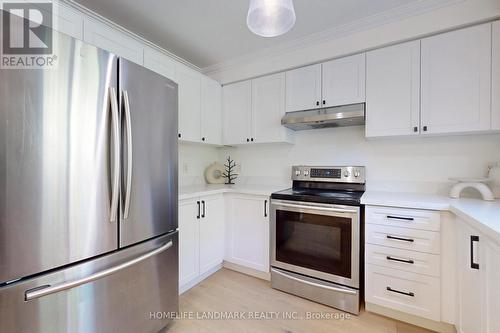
[{"left": 0, "top": 232, "right": 178, "bottom": 333}]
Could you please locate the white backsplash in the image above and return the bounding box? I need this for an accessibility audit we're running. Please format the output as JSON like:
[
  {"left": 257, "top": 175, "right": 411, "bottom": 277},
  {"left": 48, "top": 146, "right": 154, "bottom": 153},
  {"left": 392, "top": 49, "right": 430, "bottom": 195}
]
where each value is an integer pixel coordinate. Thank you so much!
[
  {"left": 179, "top": 142, "right": 219, "bottom": 187},
  {"left": 215, "top": 127, "right": 500, "bottom": 196}
]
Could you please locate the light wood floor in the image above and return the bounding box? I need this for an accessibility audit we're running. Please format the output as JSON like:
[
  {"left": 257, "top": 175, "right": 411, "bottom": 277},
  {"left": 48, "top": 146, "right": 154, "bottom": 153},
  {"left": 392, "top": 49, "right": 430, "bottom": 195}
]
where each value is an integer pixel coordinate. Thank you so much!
[{"left": 165, "top": 268, "right": 433, "bottom": 333}]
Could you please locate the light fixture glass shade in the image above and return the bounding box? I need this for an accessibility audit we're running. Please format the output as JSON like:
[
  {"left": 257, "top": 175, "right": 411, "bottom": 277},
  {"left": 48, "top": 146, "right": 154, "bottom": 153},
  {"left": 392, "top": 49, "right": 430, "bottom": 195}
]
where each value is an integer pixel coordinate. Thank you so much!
[{"left": 247, "top": 0, "right": 296, "bottom": 37}]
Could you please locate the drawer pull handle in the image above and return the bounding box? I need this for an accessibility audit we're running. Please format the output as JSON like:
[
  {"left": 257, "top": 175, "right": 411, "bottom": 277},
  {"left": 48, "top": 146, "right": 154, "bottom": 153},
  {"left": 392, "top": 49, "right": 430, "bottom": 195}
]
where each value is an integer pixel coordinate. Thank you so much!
[
  {"left": 386, "top": 235, "right": 414, "bottom": 243},
  {"left": 387, "top": 215, "right": 414, "bottom": 221},
  {"left": 386, "top": 256, "right": 414, "bottom": 264},
  {"left": 387, "top": 286, "right": 414, "bottom": 297},
  {"left": 470, "top": 235, "right": 479, "bottom": 270}
]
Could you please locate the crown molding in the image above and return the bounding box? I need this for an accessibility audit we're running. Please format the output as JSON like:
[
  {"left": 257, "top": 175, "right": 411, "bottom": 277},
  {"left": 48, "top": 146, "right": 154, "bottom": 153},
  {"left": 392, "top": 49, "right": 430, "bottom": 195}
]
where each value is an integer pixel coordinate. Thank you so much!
[
  {"left": 202, "top": 0, "right": 464, "bottom": 77},
  {"left": 60, "top": 0, "right": 201, "bottom": 71}
]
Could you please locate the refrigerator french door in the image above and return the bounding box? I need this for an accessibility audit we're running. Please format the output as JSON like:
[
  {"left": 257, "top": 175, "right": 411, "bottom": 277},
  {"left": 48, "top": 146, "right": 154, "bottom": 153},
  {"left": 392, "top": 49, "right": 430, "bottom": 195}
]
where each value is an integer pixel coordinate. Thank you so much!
[{"left": 0, "top": 31, "right": 178, "bottom": 333}]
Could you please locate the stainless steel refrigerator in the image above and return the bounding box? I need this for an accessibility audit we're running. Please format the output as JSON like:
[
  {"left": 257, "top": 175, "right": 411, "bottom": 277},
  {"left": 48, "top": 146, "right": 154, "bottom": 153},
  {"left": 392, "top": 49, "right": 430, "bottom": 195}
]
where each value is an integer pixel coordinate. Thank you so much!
[{"left": 0, "top": 31, "right": 179, "bottom": 333}]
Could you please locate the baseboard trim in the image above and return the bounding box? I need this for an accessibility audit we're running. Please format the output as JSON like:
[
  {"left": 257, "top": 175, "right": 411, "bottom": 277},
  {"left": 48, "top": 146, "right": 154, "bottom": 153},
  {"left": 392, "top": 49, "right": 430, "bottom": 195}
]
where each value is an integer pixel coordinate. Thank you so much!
[
  {"left": 365, "top": 302, "right": 456, "bottom": 333},
  {"left": 179, "top": 264, "right": 223, "bottom": 294},
  {"left": 223, "top": 261, "right": 270, "bottom": 281}
]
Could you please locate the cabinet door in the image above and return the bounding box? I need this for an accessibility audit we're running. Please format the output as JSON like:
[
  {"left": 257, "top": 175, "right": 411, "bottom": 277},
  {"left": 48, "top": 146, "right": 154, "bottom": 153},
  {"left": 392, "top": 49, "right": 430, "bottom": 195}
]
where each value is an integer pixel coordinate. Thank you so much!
[
  {"left": 226, "top": 195, "right": 269, "bottom": 272},
  {"left": 285, "top": 64, "right": 322, "bottom": 112},
  {"left": 179, "top": 199, "right": 200, "bottom": 287},
  {"left": 199, "top": 195, "right": 225, "bottom": 275},
  {"left": 322, "top": 54, "right": 366, "bottom": 107},
  {"left": 366, "top": 41, "right": 420, "bottom": 137},
  {"left": 493, "top": 21, "right": 500, "bottom": 130},
  {"left": 485, "top": 240, "right": 500, "bottom": 333},
  {"left": 222, "top": 81, "right": 252, "bottom": 145},
  {"left": 40, "top": 2, "right": 84, "bottom": 40},
  {"left": 83, "top": 18, "right": 143, "bottom": 64},
  {"left": 251, "top": 73, "right": 289, "bottom": 143},
  {"left": 421, "top": 24, "right": 491, "bottom": 134},
  {"left": 176, "top": 64, "right": 201, "bottom": 142},
  {"left": 457, "top": 221, "right": 485, "bottom": 333},
  {"left": 143, "top": 46, "right": 176, "bottom": 81},
  {"left": 201, "top": 76, "right": 222, "bottom": 145}
]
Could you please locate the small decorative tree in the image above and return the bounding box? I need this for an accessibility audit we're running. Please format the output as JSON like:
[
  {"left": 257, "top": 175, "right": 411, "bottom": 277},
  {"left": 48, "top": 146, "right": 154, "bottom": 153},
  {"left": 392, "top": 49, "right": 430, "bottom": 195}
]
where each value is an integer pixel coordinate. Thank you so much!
[{"left": 222, "top": 156, "right": 238, "bottom": 185}]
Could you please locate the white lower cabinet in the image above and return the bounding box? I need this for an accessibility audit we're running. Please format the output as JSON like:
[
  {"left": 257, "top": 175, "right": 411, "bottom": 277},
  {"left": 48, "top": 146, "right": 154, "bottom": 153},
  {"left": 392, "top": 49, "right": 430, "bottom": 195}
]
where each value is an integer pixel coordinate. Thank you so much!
[
  {"left": 455, "top": 218, "right": 500, "bottom": 333},
  {"left": 225, "top": 194, "right": 270, "bottom": 273},
  {"left": 365, "top": 206, "right": 442, "bottom": 323},
  {"left": 179, "top": 194, "right": 224, "bottom": 291}
]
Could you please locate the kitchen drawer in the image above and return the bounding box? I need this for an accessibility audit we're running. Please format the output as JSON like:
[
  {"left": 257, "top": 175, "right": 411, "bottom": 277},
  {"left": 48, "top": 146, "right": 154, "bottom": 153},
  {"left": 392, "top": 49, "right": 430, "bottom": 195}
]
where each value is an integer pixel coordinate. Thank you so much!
[
  {"left": 366, "top": 206, "right": 440, "bottom": 232},
  {"left": 365, "top": 244, "right": 440, "bottom": 277},
  {"left": 365, "top": 224, "right": 440, "bottom": 254},
  {"left": 365, "top": 264, "right": 441, "bottom": 321}
]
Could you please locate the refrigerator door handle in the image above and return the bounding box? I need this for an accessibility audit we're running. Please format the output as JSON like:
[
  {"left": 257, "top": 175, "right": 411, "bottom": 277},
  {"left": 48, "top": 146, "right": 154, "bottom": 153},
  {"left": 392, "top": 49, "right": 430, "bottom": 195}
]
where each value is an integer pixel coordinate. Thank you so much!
[
  {"left": 122, "top": 90, "right": 133, "bottom": 219},
  {"left": 25, "top": 240, "right": 174, "bottom": 301},
  {"left": 109, "top": 87, "right": 120, "bottom": 223}
]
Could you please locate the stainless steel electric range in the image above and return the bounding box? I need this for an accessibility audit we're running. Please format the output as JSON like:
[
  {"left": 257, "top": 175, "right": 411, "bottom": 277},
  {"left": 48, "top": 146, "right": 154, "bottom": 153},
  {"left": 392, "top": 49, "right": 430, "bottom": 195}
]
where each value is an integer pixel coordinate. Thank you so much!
[{"left": 270, "top": 166, "right": 366, "bottom": 315}]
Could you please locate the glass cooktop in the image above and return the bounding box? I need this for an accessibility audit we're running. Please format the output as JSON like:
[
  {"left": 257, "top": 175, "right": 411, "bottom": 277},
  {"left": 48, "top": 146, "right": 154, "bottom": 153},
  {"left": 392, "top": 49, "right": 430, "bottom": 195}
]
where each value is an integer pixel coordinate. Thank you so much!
[{"left": 271, "top": 188, "right": 364, "bottom": 206}]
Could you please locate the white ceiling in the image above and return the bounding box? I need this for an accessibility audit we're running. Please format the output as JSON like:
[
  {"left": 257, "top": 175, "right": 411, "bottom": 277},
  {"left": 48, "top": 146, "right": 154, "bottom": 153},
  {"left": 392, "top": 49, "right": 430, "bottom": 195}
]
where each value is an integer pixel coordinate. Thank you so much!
[{"left": 73, "top": 0, "right": 437, "bottom": 69}]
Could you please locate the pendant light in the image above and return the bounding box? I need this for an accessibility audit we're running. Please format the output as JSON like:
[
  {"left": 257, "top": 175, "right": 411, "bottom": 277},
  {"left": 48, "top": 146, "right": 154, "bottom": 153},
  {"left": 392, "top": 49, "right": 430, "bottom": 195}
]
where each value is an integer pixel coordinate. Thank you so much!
[{"left": 247, "top": 0, "right": 296, "bottom": 38}]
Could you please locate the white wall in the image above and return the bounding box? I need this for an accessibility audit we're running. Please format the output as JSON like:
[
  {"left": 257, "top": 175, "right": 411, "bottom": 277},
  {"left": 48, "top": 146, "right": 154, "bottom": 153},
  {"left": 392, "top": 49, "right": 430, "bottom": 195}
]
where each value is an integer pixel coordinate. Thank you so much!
[
  {"left": 179, "top": 143, "right": 219, "bottom": 186},
  {"left": 217, "top": 127, "right": 500, "bottom": 195},
  {"left": 206, "top": 0, "right": 500, "bottom": 84}
]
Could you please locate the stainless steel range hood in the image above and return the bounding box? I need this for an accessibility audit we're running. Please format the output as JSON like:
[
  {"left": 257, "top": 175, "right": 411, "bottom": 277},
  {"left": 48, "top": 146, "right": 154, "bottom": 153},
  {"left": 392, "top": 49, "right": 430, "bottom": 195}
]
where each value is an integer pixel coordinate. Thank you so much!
[{"left": 281, "top": 103, "right": 365, "bottom": 131}]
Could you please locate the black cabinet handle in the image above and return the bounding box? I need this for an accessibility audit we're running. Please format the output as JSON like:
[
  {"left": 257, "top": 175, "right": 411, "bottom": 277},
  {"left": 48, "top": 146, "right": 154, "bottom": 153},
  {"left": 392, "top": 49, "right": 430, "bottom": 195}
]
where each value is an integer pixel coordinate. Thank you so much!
[
  {"left": 202, "top": 137, "right": 205, "bottom": 141},
  {"left": 387, "top": 215, "right": 414, "bottom": 222},
  {"left": 471, "top": 235, "right": 479, "bottom": 269},
  {"left": 322, "top": 100, "right": 326, "bottom": 105},
  {"left": 413, "top": 126, "right": 418, "bottom": 132},
  {"left": 316, "top": 101, "right": 320, "bottom": 106},
  {"left": 196, "top": 201, "right": 200, "bottom": 219},
  {"left": 386, "top": 235, "right": 414, "bottom": 243},
  {"left": 386, "top": 256, "right": 414, "bottom": 264},
  {"left": 264, "top": 200, "right": 268, "bottom": 217},
  {"left": 423, "top": 126, "right": 428, "bottom": 132},
  {"left": 246, "top": 138, "right": 249, "bottom": 142},
  {"left": 201, "top": 200, "right": 206, "bottom": 218},
  {"left": 387, "top": 287, "right": 414, "bottom": 297},
  {"left": 178, "top": 133, "right": 181, "bottom": 138},
  {"left": 251, "top": 138, "right": 254, "bottom": 142}
]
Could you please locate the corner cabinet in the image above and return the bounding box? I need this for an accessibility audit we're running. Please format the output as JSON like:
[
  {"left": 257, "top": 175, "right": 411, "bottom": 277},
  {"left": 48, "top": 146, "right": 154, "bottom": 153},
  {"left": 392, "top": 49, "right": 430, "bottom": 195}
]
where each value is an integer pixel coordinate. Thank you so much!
[
  {"left": 420, "top": 23, "right": 492, "bottom": 135},
  {"left": 225, "top": 194, "right": 270, "bottom": 273},
  {"left": 222, "top": 74, "right": 292, "bottom": 145},
  {"left": 179, "top": 194, "right": 225, "bottom": 292},
  {"left": 366, "top": 41, "right": 421, "bottom": 137},
  {"left": 455, "top": 217, "right": 500, "bottom": 333}
]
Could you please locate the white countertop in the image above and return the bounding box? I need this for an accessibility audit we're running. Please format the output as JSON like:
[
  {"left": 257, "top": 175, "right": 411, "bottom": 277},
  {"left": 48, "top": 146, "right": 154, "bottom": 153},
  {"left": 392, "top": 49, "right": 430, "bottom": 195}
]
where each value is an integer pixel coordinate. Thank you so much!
[
  {"left": 179, "top": 184, "right": 288, "bottom": 200},
  {"left": 362, "top": 190, "right": 500, "bottom": 245}
]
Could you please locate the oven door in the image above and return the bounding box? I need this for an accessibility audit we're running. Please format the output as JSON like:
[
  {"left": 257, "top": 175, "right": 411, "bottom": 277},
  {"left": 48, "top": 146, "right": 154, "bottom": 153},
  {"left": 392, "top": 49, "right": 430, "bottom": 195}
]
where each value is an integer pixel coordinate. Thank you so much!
[{"left": 270, "top": 199, "right": 360, "bottom": 288}]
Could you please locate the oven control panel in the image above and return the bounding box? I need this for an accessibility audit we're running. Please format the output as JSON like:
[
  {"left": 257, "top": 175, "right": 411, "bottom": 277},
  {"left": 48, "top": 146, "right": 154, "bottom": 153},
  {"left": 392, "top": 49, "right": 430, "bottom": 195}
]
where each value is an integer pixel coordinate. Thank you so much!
[{"left": 292, "top": 166, "right": 365, "bottom": 183}]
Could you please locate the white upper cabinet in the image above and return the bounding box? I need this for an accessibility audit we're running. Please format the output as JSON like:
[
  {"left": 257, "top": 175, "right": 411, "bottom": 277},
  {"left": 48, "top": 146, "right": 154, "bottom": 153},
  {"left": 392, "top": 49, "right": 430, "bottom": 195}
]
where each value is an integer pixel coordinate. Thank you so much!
[
  {"left": 222, "top": 81, "right": 252, "bottom": 145},
  {"left": 143, "top": 46, "right": 177, "bottom": 81},
  {"left": 285, "top": 64, "right": 322, "bottom": 112},
  {"left": 322, "top": 53, "right": 366, "bottom": 107},
  {"left": 47, "top": 2, "right": 84, "bottom": 40},
  {"left": 201, "top": 77, "right": 222, "bottom": 145},
  {"left": 251, "top": 73, "right": 291, "bottom": 143},
  {"left": 176, "top": 64, "right": 201, "bottom": 142},
  {"left": 421, "top": 24, "right": 491, "bottom": 135},
  {"left": 83, "top": 18, "right": 143, "bottom": 65},
  {"left": 492, "top": 21, "right": 500, "bottom": 130},
  {"left": 366, "top": 41, "right": 421, "bottom": 137}
]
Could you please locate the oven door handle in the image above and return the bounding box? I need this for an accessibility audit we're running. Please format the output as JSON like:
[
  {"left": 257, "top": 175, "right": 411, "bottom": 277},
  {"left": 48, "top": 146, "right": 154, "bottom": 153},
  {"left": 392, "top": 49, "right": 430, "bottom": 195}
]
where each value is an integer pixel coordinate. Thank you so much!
[
  {"left": 273, "top": 202, "right": 358, "bottom": 214},
  {"left": 272, "top": 268, "right": 357, "bottom": 295}
]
